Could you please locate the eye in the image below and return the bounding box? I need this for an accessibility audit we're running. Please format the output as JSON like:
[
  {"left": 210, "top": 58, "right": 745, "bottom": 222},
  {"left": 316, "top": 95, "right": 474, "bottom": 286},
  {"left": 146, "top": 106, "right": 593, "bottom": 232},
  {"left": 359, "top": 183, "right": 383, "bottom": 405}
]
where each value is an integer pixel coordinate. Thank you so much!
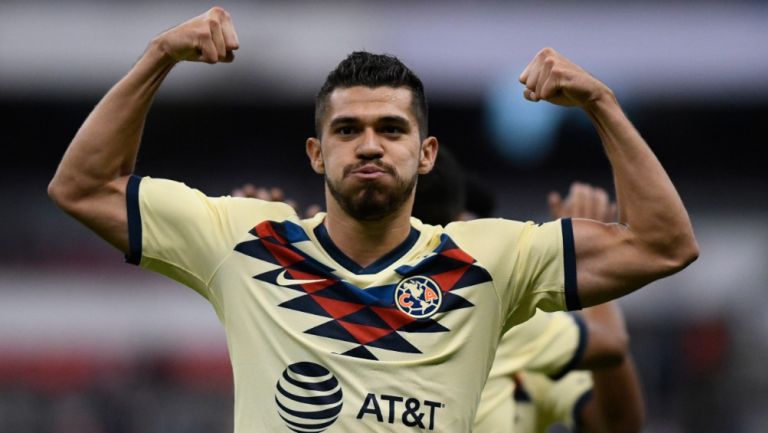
[
  {"left": 381, "top": 125, "right": 404, "bottom": 135},
  {"left": 336, "top": 126, "right": 357, "bottom": 136}
]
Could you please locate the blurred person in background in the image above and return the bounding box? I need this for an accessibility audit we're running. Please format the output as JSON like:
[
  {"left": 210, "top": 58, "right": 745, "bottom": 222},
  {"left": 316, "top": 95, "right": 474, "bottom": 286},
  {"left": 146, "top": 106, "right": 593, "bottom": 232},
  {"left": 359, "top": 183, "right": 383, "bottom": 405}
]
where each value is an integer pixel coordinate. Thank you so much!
[
  {"left": 506, "top": 186, "right": 644, "bottom": 433},
  {"left": 410, "top": 148, "right": 645, "bottom": 433},
  {"left": 48, "top": 6, "right": 696, "bottom": 432}
]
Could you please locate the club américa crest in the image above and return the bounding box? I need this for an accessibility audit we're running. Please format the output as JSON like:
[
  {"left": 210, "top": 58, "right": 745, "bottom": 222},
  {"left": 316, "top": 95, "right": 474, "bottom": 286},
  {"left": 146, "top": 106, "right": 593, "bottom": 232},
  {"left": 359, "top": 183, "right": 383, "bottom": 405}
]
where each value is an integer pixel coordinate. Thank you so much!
[{"left": 394, "top": 276, "right": 443, "bottom": 319}]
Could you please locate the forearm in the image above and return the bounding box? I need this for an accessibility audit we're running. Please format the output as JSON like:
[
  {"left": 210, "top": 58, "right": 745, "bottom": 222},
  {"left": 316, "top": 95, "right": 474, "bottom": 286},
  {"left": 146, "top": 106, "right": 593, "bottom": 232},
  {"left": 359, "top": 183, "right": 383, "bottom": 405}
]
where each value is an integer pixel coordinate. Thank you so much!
[
  {"left": 578, "top": 301, "right": 628, "bottom": 369},
  {"left": 585, "top": 94, "right": 698, "bottom": 263},
  {"left": 47, "top": 7, "right": 237, "bottom": 253},
  {"left": 49, "top": 40, "right": 175, "bottom": 200},
  {"left": 588, "top": 355, "right": 645, "bottom": 433}
]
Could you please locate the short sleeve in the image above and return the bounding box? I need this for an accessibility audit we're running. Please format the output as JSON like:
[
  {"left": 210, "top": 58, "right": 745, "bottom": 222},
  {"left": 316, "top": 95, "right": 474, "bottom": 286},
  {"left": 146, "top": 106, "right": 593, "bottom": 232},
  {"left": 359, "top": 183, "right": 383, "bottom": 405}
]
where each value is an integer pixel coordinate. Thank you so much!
[
  {"left": 475, "top": 311, "right": 586, "bottom": 433},
  {"left": 491, "top": 310, "right": 586, "bottom": 380},
  {"left": 505, "top": 218, "right": 579, "bottom": 326},
  {"left": 445, "top": 218, "right": 579, "bottom": 329},
  {"left": 520, "top": 370, "right": 594, "bottom": 431},
  {"left": 127, "top": 176, "right": 296, "bottom": 302}
]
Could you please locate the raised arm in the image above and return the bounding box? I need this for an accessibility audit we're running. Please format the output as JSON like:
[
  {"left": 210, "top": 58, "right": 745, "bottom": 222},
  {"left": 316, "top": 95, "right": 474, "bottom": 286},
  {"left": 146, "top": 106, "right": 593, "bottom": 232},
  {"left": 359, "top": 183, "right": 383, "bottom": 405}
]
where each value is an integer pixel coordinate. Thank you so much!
[
  {"left": 550, "top": 183, "right": 645, "bottom": 433},
  {"left": 575, "top": 294, "right": 645, "bottom": 433},
  {"left": 548, "top": 183, "right": 625, "bottom": 368},
  {"left": 47, "top": 7, "right": 239, "bottom": 252},
  {"left": 520, "top": 48, "right": 699, "bottom": 307}
]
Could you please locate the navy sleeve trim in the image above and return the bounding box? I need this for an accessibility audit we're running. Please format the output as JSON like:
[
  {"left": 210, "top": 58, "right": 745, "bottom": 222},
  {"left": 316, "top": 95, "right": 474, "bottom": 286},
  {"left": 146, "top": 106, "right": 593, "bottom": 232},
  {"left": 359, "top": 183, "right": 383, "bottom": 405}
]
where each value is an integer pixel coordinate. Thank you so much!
[
  {"left": 550, "top": 313, "right": 588, "bottom": 380},
  {"left": 512, "top": 374, "right": 532, "bottom": 402},
  {"left": 125, "top": 175, "right": 143, "bottom": 265},
  {"left": 571, "top": 389, "right": 594, "bottom": 433},
  {"left": 562, "top": 218, "right": 581, "bottom": 310}
]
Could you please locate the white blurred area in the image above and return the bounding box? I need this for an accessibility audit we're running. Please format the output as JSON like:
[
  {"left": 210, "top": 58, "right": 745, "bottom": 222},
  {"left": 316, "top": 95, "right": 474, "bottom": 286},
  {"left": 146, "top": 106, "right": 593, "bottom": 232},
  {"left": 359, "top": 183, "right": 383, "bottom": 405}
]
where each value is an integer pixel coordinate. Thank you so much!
[
  {"left": 0, "top": 271, "right": 225, "bottom": 356},
  {"left": 1, "top": 1, "right": 767, "bottom": 102}
]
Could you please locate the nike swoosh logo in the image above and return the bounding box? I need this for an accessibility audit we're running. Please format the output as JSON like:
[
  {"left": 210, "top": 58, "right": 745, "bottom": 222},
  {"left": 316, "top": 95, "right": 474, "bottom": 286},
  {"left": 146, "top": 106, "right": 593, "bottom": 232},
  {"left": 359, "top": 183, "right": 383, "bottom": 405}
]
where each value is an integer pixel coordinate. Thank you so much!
[{"left": 276, "top": 269, "right": 326, "bottom": 286}]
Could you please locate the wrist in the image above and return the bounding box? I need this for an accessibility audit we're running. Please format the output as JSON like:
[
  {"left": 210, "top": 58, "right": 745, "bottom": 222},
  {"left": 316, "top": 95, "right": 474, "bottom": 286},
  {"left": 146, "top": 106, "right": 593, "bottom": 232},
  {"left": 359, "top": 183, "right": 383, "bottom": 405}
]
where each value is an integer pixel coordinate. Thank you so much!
[
  {"left": 584, "top": 86, "right": 617, "bottom": 115},
  {"left": 146, "top": 37, "right": 179, "bottom": 67}
]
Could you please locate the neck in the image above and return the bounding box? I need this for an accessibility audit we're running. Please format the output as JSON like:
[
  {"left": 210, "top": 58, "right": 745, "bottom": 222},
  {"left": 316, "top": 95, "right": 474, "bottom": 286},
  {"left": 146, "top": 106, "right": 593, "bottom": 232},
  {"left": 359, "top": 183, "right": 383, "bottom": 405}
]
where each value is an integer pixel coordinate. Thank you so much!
[{"left": 323, "top": 193, "right": 414, "bottom": 269}]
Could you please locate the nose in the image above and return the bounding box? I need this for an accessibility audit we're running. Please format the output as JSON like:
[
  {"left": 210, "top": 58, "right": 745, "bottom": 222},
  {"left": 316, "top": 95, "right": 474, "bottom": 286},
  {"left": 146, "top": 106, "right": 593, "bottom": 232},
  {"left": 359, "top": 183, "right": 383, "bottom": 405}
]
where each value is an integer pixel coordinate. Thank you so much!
[{"left": 355, "top": 127, "right": 384, "bottom": 160}]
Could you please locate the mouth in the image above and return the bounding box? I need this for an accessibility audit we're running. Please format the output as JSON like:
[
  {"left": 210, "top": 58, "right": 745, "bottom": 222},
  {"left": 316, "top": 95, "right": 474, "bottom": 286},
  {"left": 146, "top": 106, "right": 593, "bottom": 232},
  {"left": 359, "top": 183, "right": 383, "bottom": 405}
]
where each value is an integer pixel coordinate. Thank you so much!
[{"left": 349, "top": 163, "right": 389, "bottom": 180}]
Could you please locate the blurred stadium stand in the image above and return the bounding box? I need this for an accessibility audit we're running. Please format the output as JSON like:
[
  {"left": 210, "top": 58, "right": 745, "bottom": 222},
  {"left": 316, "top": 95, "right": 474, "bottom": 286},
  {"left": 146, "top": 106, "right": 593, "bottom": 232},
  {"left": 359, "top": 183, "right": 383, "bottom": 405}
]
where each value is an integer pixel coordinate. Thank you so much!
[{"left": 1, "top": 2, "right": 767, "bottom": 432}]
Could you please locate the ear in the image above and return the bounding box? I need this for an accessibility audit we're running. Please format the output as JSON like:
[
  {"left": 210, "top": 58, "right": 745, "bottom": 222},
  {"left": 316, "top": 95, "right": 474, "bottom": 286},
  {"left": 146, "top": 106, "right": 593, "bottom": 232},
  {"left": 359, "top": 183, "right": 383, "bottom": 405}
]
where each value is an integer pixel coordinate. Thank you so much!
[
  {"left": 306, "top": 137, "right": 324, "bottom": 174},
  {"left": 417, "top": 136, "right": 439, "bottom": 175}
]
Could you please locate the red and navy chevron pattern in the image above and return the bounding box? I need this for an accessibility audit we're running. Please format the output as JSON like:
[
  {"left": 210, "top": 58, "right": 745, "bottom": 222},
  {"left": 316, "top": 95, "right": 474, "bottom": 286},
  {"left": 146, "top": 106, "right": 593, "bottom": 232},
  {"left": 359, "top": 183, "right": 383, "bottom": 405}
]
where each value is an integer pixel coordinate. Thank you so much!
[{"left": 234, "top": 221, "right": 492, "bottom": 360}]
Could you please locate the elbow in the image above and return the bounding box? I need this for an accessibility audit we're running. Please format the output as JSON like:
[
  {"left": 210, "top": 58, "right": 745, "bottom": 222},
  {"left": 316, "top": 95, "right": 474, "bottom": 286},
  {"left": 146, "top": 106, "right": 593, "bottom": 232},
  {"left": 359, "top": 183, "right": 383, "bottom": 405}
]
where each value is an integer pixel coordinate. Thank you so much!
[
  {"left": 596, "top": 323, "right": 630, "bottom": 367},
  {"left": 675, "top": 220, "right": 701, "bottom": 267},
  {"left": 602, "top": 332, "right": 630, "bottom": 368},
  {"left": 47, "top": 177, "right": 69, "bottom": 210},
  {"left": 669, "top": 233, "right": 700, "bottom": 272},
  {"left": 649, "top": 230, "right": 700, "bottom": 277},
  {"left": 682, "top": 237, "right": 700, "bottom": 267},
  {"left": 612, "top": 329, "right": 630, "bottom": 362},
  {"left": 581, "top": 326, "right": 630, "bottom": 369},
  {"left": 48, "top": 174, "right": 85, "bottom": 214}
]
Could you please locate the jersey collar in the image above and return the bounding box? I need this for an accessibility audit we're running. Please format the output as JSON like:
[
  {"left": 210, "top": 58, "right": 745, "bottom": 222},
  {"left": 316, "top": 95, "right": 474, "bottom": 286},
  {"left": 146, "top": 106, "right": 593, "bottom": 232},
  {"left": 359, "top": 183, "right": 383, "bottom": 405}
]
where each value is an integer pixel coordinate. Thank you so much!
[{"left": 313, "top": 223, "right": 420, "bottom": 275}]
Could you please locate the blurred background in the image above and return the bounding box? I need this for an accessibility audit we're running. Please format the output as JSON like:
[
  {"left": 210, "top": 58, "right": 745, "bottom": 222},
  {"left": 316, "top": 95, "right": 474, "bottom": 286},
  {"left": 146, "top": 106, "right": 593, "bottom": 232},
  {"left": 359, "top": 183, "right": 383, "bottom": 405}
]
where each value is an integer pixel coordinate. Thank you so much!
[{"left": 1, "top": 1, "right": 766, "bottom": 432}]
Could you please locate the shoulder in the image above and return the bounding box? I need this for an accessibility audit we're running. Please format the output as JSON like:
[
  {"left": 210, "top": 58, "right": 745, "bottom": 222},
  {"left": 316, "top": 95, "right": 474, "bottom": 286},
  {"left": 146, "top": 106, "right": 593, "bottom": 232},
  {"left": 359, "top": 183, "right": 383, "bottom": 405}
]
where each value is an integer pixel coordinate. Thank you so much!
[
  {"left": 442, "top": 218, "right": 562, "bottom": 239},
  {"left": 136, "top": 176, "right": 300, "bottom": 247},
  {"left": 503, "top": 310, "right": 576, "bottom": 342},
  {"left": 440, "top": 218, "right": 561, "bottom": 255},
  {"left": 140, "top": 176, "right": 297, "bottom": 216}
]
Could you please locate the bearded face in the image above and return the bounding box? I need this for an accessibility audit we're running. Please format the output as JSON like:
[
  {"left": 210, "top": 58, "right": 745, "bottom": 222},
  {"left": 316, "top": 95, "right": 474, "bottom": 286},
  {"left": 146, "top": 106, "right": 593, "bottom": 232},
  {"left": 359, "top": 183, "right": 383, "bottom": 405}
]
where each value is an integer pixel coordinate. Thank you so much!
[
  {"left": 306, "top": 86, "right": 437, "bottom": 222},
  {"left": 325, "top": 159, "right": 418, "bottom": 221}
]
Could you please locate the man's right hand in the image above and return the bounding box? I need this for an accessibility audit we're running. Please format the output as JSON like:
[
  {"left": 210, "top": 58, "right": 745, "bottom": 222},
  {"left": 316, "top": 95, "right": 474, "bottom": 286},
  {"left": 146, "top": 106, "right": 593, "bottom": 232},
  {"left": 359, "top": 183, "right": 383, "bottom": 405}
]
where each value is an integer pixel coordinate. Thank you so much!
[
  {"left": 152, "top": 7, "right": 239, "bottom": 64},
  {"left": 231, "top": 183, "right": 323, "bottom": 218},
  {"left": 49, "top": 7, "right": 240, "bottom": 254},
  {"left": 548, "top": 182, "right": 616, "bottom": 223}
]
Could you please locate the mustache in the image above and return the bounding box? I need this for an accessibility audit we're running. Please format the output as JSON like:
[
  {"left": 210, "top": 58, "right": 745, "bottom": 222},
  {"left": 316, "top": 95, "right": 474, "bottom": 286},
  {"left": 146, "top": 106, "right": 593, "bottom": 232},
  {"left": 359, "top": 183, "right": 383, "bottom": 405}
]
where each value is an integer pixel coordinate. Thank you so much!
[{"left": 343, "top": 160, "right": 397, "bottom": 178}]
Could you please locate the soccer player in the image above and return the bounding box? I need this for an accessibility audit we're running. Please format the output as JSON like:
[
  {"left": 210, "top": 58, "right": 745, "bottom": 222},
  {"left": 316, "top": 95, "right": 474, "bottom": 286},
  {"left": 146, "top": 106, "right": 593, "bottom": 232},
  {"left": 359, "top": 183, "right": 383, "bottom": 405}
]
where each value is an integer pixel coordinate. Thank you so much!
[
  {"left": 48, "top": 7, "right": 697, "bottom": 432},
  {"left": 513, "top": 349, "right": 644, "bottom": 433},
  {"left": 506, "top": 190, "right": 644, "bottom": 433},
  {"left": 485, "top": 184, "right": 645, "bottom": 433},
  {"left": 410, "top": 152, "right": 644, "bottom": 433}
]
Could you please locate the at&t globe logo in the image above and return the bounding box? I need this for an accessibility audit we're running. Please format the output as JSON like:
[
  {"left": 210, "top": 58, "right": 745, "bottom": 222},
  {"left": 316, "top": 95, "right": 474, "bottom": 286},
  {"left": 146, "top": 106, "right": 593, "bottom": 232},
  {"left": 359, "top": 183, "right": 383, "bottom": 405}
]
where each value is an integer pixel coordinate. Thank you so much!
[
  {"left": 394, "top": 276, "right": 443, "bottom": 319},
  {"left": 275, "top": 362, "right": 343, "bottom": 432}
]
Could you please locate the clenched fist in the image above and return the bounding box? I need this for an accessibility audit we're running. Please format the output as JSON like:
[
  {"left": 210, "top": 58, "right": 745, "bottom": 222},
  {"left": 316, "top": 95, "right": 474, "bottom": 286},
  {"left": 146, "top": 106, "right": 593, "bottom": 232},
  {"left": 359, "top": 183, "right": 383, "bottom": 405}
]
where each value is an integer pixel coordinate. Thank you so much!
[
  {"left": 519, "top": 48, "right": 612, "bottom": 109},
  {"left": 152, "top": 7, "right": 239, "bottom": 64},
  {"left": 548, "top": 182, "right": 617, "bottom": 223}
]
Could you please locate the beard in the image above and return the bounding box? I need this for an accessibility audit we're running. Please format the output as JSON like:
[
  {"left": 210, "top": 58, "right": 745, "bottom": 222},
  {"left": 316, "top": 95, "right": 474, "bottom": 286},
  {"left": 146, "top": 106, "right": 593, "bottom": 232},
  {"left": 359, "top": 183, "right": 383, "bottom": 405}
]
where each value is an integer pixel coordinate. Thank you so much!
[{"left": 326, "top": 160, "right": 417, "bottom": 221}]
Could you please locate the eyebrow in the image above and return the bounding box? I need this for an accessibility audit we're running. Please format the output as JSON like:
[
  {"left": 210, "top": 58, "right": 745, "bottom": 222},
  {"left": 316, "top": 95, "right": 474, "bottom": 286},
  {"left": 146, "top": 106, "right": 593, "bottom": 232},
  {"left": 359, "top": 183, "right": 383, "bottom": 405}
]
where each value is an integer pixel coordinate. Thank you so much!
[
  {"left": 378, "top": 116, "right": 410, "bottom": 127},
  {"left": 329, "top": 115, "right": 411, "bottom": 128},
  {"left": 329, "top": 116, "right": 361, "bottom": 128}
]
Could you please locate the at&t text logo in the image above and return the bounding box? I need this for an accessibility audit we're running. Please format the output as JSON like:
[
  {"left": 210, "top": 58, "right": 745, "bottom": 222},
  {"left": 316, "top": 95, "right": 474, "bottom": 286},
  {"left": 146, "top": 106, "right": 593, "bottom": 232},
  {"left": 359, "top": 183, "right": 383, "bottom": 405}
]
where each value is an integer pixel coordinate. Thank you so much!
[{"left": 356, "top": 393, "right": 444, "bottom": 431}]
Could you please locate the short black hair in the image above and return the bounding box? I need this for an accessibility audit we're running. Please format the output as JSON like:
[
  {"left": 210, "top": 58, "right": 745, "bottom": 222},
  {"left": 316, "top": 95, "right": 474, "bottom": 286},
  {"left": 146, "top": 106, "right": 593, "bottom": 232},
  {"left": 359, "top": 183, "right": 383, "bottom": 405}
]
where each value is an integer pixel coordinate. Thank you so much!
[
  {"left": 464, "top": 174, "right": 496, "bottom": 218},
  {"left": 315, "top": 51, "right": 428, "bottom": 140},
  {"left": 412, "top": 146, "right": 466, "bottom": 225},
  {"left": 413, "top": 147, "right": 497, "bottom": 225}
]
